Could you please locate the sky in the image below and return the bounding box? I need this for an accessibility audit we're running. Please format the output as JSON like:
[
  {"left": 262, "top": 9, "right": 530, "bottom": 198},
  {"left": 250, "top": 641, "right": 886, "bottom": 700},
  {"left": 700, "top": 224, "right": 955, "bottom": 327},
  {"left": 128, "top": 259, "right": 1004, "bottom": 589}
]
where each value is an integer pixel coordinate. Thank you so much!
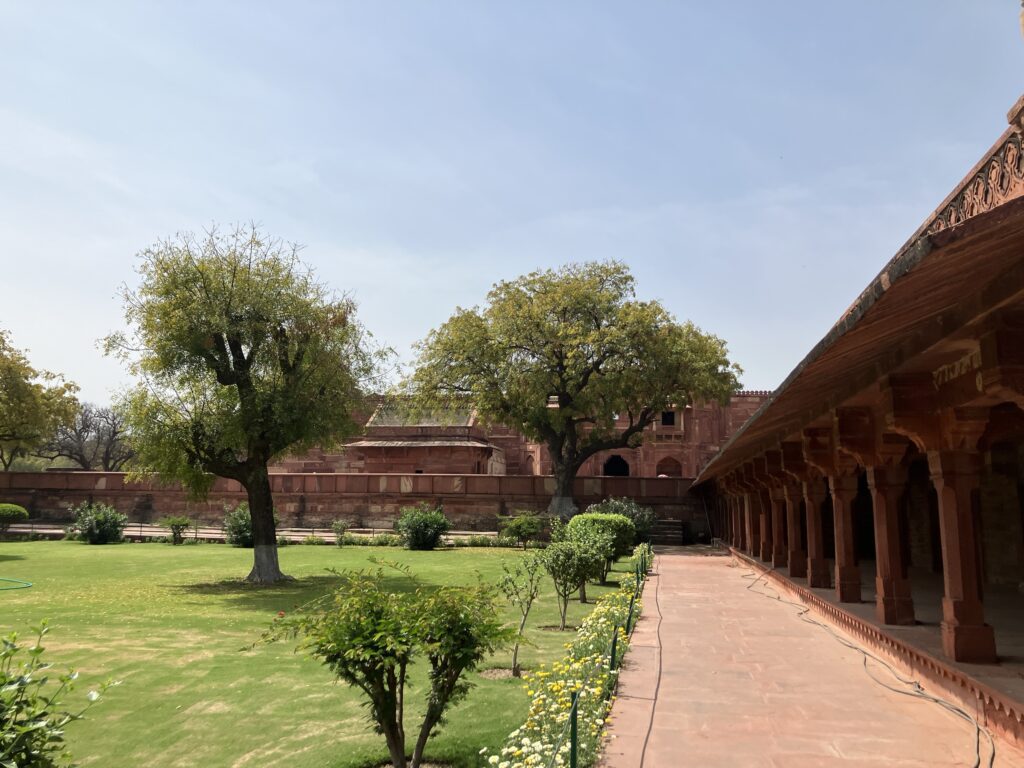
[{"left": 2, "top": 2, "right": 1023, "bottom": 403}]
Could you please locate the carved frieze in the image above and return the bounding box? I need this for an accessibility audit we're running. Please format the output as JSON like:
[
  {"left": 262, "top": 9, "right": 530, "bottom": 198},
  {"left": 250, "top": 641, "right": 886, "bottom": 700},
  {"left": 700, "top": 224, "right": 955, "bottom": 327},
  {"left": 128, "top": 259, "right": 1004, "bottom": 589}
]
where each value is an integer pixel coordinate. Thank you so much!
[{"left": 929, "top": 132, "right": 1024, "bottom": 234}]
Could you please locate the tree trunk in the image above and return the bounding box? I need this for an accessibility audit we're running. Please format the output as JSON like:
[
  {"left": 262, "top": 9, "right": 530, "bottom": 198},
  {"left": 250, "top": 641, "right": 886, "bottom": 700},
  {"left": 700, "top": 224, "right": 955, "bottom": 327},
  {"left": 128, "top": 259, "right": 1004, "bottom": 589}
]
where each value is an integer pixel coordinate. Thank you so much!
[
  {"left": 381, "top": 720, "right": 407, "bottom": 768},
  {"left": 579, "top": 579, "right": 588, "bottom": 603},
  {"left": 548, "top": 462, "right": 578, "bottom": 519},
  {"left": 243, "top": 463, "right": 290, "bottom": 583}
]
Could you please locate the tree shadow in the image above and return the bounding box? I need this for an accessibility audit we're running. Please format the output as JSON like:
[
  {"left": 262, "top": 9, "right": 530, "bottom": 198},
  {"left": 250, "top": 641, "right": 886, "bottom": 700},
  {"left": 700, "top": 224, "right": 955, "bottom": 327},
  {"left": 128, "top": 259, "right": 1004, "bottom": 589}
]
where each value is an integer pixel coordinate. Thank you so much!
[
  {"left": 172, "top": 567, "right": 444, "bottom": 613},
  {"left": 0, "top": 554, "right": 26, "bottom": 563}
]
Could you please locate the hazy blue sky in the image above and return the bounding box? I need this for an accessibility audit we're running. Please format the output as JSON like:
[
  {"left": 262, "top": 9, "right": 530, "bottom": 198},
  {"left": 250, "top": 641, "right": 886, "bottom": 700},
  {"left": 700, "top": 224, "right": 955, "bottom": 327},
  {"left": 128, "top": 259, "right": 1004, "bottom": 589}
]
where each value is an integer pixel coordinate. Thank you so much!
[{"left": 2, "top": 2, "right": 1022, "bottom": 402}]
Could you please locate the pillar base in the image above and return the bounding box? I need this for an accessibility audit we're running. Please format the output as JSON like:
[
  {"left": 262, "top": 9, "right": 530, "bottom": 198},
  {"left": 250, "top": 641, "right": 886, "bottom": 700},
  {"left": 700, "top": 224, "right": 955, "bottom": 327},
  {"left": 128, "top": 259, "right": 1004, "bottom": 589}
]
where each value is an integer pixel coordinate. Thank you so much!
[
  {"left": 788, "top": 549, "right": 807, "bottom": 578},
  {"left": 941, "top": 621, "right": 997, "bottom": 664},
  {"left": 875, "top": 577, "right": 915, "bottom": 626},
  {"left": 759, "top": 542, "right": 772, "bottom": 562},
  {"left": 807, "top": 558, "right": 830, "bottom": 588},
  {"left": 772, "top": 546, "right": 788, "bottom": 569},
  {"left": 835, "top": 565, "right": 861, "bottom": 603}
]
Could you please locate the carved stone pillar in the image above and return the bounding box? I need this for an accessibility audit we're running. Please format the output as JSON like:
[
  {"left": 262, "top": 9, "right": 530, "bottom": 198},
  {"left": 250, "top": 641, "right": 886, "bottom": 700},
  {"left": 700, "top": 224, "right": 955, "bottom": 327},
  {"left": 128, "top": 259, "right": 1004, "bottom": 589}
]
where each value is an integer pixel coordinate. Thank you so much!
[
  {"left": 758, "top": 489, "right": 773, "bottom": 562},
  {"left": 928, "top": 450, "right": 997, "bottom": 663},
  {"left": 804, "top": 479, "right": 830, "bottom": 588},
  {"left": 829, "top": 474, "right": 861, "bottom": 603},
  {"left": 734, "top": 497, "right": 745, "bottom": 549},
  {"left": 783, "top": 483, "right": 806, "bottom": 578},
  {"left": 770, "top": 489, "right": 788, "bottom": 568},
  {"left": 745, "top": 492, "right": 760, "bottom": 557},
  {"left": 866, "top": 465, "right": 915, "bottom": 625}
]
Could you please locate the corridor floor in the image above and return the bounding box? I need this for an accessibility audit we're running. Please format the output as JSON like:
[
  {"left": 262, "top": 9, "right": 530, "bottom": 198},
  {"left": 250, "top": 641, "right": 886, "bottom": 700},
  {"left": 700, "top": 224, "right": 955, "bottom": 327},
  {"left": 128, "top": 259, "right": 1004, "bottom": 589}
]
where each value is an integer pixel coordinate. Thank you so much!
[{"left": 600, "top": 551, "right": 1024, "bottom": 768}]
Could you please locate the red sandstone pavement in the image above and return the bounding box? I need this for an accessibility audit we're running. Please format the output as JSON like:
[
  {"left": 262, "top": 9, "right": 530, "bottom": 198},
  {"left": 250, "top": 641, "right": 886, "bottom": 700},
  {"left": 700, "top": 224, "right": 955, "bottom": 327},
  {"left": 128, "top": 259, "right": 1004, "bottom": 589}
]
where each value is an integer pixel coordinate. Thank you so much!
[{"left": 600, "top": 551, "right": 1024, "bottom": 768}]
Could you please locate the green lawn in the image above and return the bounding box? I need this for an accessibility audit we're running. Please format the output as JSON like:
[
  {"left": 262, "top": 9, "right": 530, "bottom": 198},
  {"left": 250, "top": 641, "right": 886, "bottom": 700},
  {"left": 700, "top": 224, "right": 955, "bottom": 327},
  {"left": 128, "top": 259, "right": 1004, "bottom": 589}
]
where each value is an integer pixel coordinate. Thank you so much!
[{"left": 0, "top": 540, "right": 623, "bottom": 768}]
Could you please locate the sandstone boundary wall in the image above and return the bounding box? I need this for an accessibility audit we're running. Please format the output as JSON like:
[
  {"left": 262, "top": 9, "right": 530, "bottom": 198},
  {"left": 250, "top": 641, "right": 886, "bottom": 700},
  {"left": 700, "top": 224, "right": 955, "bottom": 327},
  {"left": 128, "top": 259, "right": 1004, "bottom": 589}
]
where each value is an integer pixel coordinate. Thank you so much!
[{"left": 0, "top": 471, "right": 701, "bottom": 531}]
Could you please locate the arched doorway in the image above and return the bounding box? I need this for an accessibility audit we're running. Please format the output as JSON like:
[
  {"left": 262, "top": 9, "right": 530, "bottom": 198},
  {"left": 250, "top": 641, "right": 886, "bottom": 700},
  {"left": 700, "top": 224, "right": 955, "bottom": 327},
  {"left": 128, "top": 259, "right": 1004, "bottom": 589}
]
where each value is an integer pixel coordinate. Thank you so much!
[
  {"left": 603, "top": 455, "right": 630, "bottom": 477},
  {"left": 523, "top": 454, "right": 535, "bottom": 476},
  {"left": 655, "top": 457, "right": 683, "bottom": 477}
]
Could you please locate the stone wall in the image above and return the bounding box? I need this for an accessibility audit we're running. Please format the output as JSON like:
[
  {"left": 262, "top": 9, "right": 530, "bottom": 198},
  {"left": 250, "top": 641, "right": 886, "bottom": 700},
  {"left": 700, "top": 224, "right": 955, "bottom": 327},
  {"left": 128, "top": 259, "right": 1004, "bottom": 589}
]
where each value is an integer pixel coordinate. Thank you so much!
[{"left": 0, "top": 471, "right": 698, "bottom": 532}]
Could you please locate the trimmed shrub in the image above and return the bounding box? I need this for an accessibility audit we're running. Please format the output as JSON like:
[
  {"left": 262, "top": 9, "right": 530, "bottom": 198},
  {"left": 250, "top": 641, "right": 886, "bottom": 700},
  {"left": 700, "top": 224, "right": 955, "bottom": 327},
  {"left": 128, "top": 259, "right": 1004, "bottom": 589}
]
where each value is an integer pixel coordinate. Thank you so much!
[
  {"left": 585, "top": 497, "right": 654, "bottom": 543},
  {"left": 369, "top": 533, "right": 403, "bottom": 547},
  {"left": 566, "top": 512, "right": 635, "bottom": 557},
  {"left": 71, "top": 502, "right": 127, "bottom": 544},
  {"left": 395, "top": 503, "right": 451, "bottom": 551},
  {"left": 0, "top": 503, "right": 28, "bottom": 537},
  {"left": 499, "top": 511, "right": 544, "bottom": 549},
  {"left": 159, "top": 515, "right": 193, "bottom": 545},
  {"left": 303, "top": 535, "right": 327, "bottom": 546}
]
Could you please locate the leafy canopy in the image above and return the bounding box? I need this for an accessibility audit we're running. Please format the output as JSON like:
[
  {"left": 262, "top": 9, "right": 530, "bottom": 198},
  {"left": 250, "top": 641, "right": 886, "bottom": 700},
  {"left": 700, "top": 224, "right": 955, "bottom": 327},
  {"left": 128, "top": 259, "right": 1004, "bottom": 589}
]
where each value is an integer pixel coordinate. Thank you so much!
[
  {"left": 409, "top": 260, "right": 741, "bottom": 472},
  {"left": 0, "top": 330, "right": 78, "bottom": 471},
  {"left": 106, "top": 225, "right": 384, "bottom": 492}
]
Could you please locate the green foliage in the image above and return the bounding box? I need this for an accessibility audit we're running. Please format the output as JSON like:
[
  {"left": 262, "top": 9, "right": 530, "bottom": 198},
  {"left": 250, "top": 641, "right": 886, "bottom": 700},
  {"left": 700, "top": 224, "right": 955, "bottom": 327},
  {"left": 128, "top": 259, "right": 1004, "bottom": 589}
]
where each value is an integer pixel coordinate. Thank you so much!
[
  {"left": 1, "top": 622, "right": 114, "bottom": 767},
  {"left": 566, "top": 512, "right": 636, "bottom": 557},
  {"left": 499, "top": 512, "right": 544, "bottom": 550},
  {"left": 566, "top": 524, "right": 616, "bottom": 587},
  {"left": 302, "top": 535, "right": 326, "bottom": 546},
  {"left": 270, "top": 569, "right": 513, "bottom": 768},
  {"left": 0, "top": 503, "right": 28, "bottom": 536},
  {"left": 498, "top": 552, "right": 544, "bottom": 676},
  {"left": 540, "top": 541, "right": 593, "bottom": 630},
  {"left": 159, "top": 515, "right": 193, "bottom": 545},
  {"left": 105, "top": 225, "right": 386, "bottom": 583},
  {"left": 71, "top": 502, "right": 127, "bottom": 545},
  {"left": 585, "top": 497, "right": 654, "bottom": 542},
  {"left": 395, "top": 504, "right": 451, "bottom": 551},
  {"left": 408, "top": 261, "right": 741, "bottom": 513},
  {"left": 223, "top": 503, "right": 254, "bottom": 548},
  {"left": 0, "top": 330, "right": 79, "bottom": 472},
  {"left": 330, "top": 519, "right": 350, "bottom": 546}
]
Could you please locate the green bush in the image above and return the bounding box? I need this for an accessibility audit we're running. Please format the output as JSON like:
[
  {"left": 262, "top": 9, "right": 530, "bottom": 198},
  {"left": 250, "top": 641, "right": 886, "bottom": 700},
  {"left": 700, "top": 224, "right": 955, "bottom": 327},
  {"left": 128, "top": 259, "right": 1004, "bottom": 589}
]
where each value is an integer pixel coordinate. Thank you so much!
[
  {"left": 585, "top": 497, "right": 654, "bottom": 543},
  {"left": 303, "top": 535, "right": 327, "bottom": 546},
  {"left": 0, "top": 503, "right": 28, "bottom": 537},
  {"left": 540, "top": 540, "right": 593, "bottom": 630},
  {"left": 369, "top": 533, "right": 403, "bottom": 547},
  {"left": 223, "top": 502, "right": 278, "bottom": 548},
  {"left": 331, "top": 519, "right": 350, "bottom": 546},
  {"left": 269, "top": 569, "right": 512, "bottom": 768},
  {"left": 395, "top": 504, "right": 451, "bottom": 550},
  {"left": 1, "top": 622, "right": 115, "bottom": 767},
  {"left": 71, "top": 502, "right": 128, "bottom": 544},
  {"left": 159, "top": 515, "right": 193, "bottom": 545},
  {"left": 499, "top": 511, "right": 544, "bottom": 549},
  {"left": 567, "top": 525, "right": 616, "bottom": 588},
  {"left": 566, "top": 511, "right": 635, "bottom": 557}
]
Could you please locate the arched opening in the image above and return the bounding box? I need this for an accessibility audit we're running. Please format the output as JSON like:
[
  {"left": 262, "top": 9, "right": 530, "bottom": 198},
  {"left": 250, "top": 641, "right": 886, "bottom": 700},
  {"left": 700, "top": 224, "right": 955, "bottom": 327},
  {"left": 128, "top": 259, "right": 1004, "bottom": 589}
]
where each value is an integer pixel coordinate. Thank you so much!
[
  {"left": 603, "top": 455, "right": 630, "bottom": 477},
  {"left": 655, "top": 457, "right": 683, "bottom": 477},
  {"left": 523, "top": 454, "right": 535, "bottom": 476}
]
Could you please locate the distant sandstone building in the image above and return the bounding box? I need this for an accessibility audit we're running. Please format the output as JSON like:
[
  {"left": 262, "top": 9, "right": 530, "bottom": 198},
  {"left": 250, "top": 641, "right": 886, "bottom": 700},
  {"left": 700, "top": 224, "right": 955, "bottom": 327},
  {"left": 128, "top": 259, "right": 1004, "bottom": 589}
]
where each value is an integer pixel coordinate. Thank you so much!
[{"left": 272, "top": 391, "right": 770, "bottom": 479}]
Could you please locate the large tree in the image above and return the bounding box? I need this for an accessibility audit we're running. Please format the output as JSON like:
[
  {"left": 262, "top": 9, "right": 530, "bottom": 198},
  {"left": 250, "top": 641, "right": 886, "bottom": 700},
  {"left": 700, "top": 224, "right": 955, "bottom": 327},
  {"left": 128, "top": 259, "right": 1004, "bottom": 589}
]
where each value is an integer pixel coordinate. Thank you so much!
[
  {"left": 409, "top": 261, "right": 741, "bottom": 516},
  {"left": 36, "top": 403, "right": 135, "bottom": 471},
  {"left": 0, "top": 331, "right": 78, "bottom": 470},
  {"left": 106, "top": 226, "right": 383, "bottom": 583}
]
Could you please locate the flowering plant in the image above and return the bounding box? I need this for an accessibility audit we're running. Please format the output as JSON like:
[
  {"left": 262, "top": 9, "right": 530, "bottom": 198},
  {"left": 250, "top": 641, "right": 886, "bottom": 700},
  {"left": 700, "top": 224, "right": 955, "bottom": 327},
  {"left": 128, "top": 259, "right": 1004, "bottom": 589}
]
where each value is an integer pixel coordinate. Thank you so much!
[{"left": 483, "top": 573, "right": 643, "bottom": 768}]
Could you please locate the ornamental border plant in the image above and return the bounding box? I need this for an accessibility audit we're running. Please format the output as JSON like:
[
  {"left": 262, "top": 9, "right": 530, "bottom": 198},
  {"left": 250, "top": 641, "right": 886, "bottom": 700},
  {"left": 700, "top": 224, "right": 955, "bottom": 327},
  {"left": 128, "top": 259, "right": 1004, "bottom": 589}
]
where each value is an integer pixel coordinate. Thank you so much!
[{"left": 483, "top": 562, "right": 650, "bottom": 768}]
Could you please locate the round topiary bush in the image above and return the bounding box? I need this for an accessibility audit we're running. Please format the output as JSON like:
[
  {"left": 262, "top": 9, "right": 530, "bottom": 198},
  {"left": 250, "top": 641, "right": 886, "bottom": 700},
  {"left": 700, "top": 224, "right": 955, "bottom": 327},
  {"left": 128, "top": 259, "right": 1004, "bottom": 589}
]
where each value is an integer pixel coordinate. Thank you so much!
[
  {"left": 584, "top": 497, "right": 654, "bottom": 543},
  {"left": 395, "top": 503, "right": 451, "bottom": 550},
  {"left": 0, "top": 503, "right": 29, "bottom": 537},
  {"left": 565, "top": 512, "right": 636, "bottom": 557},
  {"left": 71, "top": 502, "right": 128, "bottom": 544}
]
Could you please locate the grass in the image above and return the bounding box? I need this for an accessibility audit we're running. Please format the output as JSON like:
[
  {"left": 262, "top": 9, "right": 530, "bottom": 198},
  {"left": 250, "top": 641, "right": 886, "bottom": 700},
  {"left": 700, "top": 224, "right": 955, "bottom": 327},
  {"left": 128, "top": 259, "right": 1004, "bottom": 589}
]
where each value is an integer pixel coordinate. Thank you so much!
[{"left": 0, "top": 540, "right": 626, "bottom": 768}]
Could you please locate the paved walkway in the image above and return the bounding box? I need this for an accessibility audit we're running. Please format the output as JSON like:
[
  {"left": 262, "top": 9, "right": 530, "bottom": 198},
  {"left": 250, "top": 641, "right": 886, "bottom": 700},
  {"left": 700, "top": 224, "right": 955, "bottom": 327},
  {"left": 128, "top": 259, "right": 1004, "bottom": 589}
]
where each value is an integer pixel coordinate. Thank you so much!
[{"left": 601, "top": 551, "right": 1024, "bottom": 768}]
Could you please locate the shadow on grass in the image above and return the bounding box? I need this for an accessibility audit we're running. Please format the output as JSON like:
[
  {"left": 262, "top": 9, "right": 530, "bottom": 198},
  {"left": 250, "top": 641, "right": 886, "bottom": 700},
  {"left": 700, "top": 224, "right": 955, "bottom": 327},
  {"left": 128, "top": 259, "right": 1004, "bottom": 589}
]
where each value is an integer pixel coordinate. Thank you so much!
[
  {"left": 172, "top": 568, "right": 448, "bottom": 613},
  {"left": 0, "top": 554, "right": 26, "bottom": 563}
]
